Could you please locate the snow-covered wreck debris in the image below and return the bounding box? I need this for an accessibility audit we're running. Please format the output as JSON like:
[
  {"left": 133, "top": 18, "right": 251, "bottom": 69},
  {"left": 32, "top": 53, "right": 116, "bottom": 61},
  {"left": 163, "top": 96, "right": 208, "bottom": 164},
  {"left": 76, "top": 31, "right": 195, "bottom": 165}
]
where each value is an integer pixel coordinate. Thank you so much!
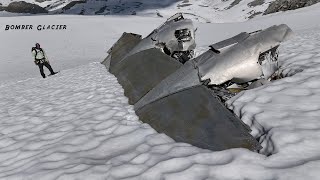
[{"left": 101, "top": 13, "right": 293, "bottom": 152}]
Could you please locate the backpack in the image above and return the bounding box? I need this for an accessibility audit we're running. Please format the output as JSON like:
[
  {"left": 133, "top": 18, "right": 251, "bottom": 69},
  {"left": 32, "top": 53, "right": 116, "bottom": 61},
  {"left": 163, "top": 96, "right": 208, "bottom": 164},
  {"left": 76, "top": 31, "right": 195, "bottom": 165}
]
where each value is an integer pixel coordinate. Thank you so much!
[{"left": 32, "top": 47, "right": 45, "bottom": 60}]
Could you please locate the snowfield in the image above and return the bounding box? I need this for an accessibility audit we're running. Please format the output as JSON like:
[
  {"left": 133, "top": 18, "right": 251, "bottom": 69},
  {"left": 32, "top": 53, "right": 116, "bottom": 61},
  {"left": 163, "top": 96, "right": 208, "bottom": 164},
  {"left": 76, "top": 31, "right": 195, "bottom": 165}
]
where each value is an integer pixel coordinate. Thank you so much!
[
  {"left": 1, "top": 3, "right": 320, "bottom": 180},
  {"left": 0, "top": 0, "right": 278, "bottom": 21},
  {"left": 2, "top": 3, "right": 320, "bottom": 83}
]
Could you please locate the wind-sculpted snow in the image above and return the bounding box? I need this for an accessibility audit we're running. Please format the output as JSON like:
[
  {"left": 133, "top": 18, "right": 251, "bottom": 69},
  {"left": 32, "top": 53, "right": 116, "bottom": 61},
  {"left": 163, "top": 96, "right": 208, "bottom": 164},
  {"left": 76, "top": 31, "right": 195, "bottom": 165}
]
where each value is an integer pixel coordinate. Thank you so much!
[
  {"left": 227, "top": 28, "right": 320, "bottom": 175},
  {"left": 1, "top": 27, "right": 320, "bottom": 179}
]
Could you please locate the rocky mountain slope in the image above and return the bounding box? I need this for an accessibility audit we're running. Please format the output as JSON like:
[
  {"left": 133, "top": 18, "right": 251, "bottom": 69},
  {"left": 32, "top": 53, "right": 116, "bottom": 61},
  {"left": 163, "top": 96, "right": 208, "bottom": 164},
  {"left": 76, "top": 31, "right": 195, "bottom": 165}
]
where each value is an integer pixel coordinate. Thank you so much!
[{"left": 1, "top": 0, "right": 320, "bottom": 22}]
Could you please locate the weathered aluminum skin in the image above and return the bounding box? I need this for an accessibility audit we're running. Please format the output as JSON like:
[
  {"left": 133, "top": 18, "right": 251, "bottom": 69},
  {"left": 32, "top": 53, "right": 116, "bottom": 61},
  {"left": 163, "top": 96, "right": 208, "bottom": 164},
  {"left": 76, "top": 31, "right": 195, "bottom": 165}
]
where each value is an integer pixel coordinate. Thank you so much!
[
  {"left": 134, "top": 60, "right": 200, "bottom": 110},
  {"left": 197, "top": 24, "right": 293, "bottom": 85},
  {"left": 209, "top": 32, "right": 250, "bottom": 52},
  {"left": 123, "top": 13, "right": 196, "bottom": 60},
  {"left": 111, "top": 48, "right": 181, "bottom": 105},
  {"left": 101, "top": 33, "right": 142, "bottom": 71},
  {"left": 101, "top": 21, "right": 293, "bottom": 152},
  {"left": 136, "top": 85, "right": 261, "bottom": 151},
  {"left": 102, "top": 48, "right": 262, "bottom": 152},
  {"left": 135, "top": 24, "right": 292, "bottom": 109}
]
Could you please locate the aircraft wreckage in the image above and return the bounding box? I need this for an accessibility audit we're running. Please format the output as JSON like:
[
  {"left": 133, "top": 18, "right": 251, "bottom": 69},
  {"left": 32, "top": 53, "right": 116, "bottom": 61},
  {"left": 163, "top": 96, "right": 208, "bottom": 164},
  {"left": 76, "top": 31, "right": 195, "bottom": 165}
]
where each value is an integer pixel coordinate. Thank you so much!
[{"left": 101, "top": 13, "right": 293, "bottom": 151}]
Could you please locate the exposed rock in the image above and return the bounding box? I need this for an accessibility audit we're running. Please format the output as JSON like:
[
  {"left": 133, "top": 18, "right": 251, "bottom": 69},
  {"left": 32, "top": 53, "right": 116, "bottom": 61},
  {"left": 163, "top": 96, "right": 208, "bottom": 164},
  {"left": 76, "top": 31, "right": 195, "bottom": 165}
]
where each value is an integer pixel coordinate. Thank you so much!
[
  {"left": 248, "top": 0, "right": 265, "bottom": 7},
  {"left": 6, "top": 1, "right": 48, "bottom": 14},
  {"left": 0, "top": 3, "right": 4, "bottom": 12},
  {"left": 79, "top": 8, "right": 85, "bottom": 15},
  {"left": 62, "top": 0, "right": 86, "bottom": 11},
  {"left": 248, "top": 11, "right": 262, "bottom": 19},
  {"left": 177, "top": 3, "right": 192, "bottom": 8},
  {"left": 226, "top": 0, "right": 242, "bottom": 9},
  {"left": 156, "top": 11, "right": 163, "bottom": 17},
  {"left": 198, "top": 4, "right": 209, "bottom": 7},
  {"left": 35, "top": 0, "right": 51, "bottom": 3},
  {"left": 264, "top": 0, "right": 320, "bottom": 15},
  {"left": 95, "top": 6, "right": 107, "bottom": 14}
]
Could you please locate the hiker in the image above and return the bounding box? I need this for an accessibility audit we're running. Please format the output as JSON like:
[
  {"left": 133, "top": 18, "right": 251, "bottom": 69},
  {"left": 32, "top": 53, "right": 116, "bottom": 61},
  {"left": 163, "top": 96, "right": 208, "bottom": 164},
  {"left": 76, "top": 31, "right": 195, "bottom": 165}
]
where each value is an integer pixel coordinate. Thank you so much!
[{"left": 31, "top": 43, "right": 57, "bottom": 78}]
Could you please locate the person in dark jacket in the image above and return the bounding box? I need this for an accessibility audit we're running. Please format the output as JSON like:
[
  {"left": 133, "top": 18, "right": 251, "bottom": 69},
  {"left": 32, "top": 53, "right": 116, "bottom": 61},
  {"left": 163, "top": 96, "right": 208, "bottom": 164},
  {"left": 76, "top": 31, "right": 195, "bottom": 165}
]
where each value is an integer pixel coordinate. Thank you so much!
[{"left": 31, "top": 43, "right": 57, "bottom": 78}]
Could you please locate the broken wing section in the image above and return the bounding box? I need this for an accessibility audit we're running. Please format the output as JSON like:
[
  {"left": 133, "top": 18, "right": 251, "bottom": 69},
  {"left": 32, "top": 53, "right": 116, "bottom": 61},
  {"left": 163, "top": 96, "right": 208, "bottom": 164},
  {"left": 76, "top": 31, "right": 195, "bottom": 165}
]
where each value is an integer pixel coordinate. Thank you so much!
[
  {"left": 197, "top": 24, "right": 293, "bottom": 85},
  {"left": 136, "top": 85, "right": 262, "bottom": 151},
  {"left": 209, "top": 32, "right": 250, "bottom": 53},
  {"left": 134, "top": 60, "right": 201, "bottom": 110}
]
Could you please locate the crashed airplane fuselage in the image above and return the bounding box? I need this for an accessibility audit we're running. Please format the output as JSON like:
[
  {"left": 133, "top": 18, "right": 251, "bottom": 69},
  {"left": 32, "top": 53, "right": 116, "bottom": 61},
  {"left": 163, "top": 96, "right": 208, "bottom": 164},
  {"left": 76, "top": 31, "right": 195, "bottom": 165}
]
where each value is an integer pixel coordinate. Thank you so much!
[
  {"left": 129, "top": 13, "right": 196, "bottom": 62},
  {"left": 103, "top": 13, "right": 196, "bottom": 70},
  {"left": 101, "top": 13, "right": 293, "bottom": 152}
]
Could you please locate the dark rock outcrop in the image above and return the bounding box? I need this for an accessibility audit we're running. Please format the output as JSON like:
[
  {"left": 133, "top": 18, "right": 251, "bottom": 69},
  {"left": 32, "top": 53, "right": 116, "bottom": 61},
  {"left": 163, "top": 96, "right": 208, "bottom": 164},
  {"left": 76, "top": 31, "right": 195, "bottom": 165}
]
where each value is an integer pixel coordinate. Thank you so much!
[
  {"left": 62, "top": 0, "right": 86, "bottom": 11},
  {"left": 226, "top": 0, "right": 242, "bottom": 9},
  {"left": 264, "top": 0, "right": 320, "bottom": 15},
  {"left": 6, "top": 1, "right": 48, "bottom": 14},
  {"left": 35, "top": 0, "right": 50, "bottom": 3},
  {"left": 248, "top": 11, "right": 262, "bottom": 19},
  {"left": 0, "top": 3, "right": 5, "bottom": 11},
  {"left": 95, "top": 6, "right": 107, "bottom": 15},
  {"left": 248, "top": 0, "right": 265, "bottom": 7}
]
